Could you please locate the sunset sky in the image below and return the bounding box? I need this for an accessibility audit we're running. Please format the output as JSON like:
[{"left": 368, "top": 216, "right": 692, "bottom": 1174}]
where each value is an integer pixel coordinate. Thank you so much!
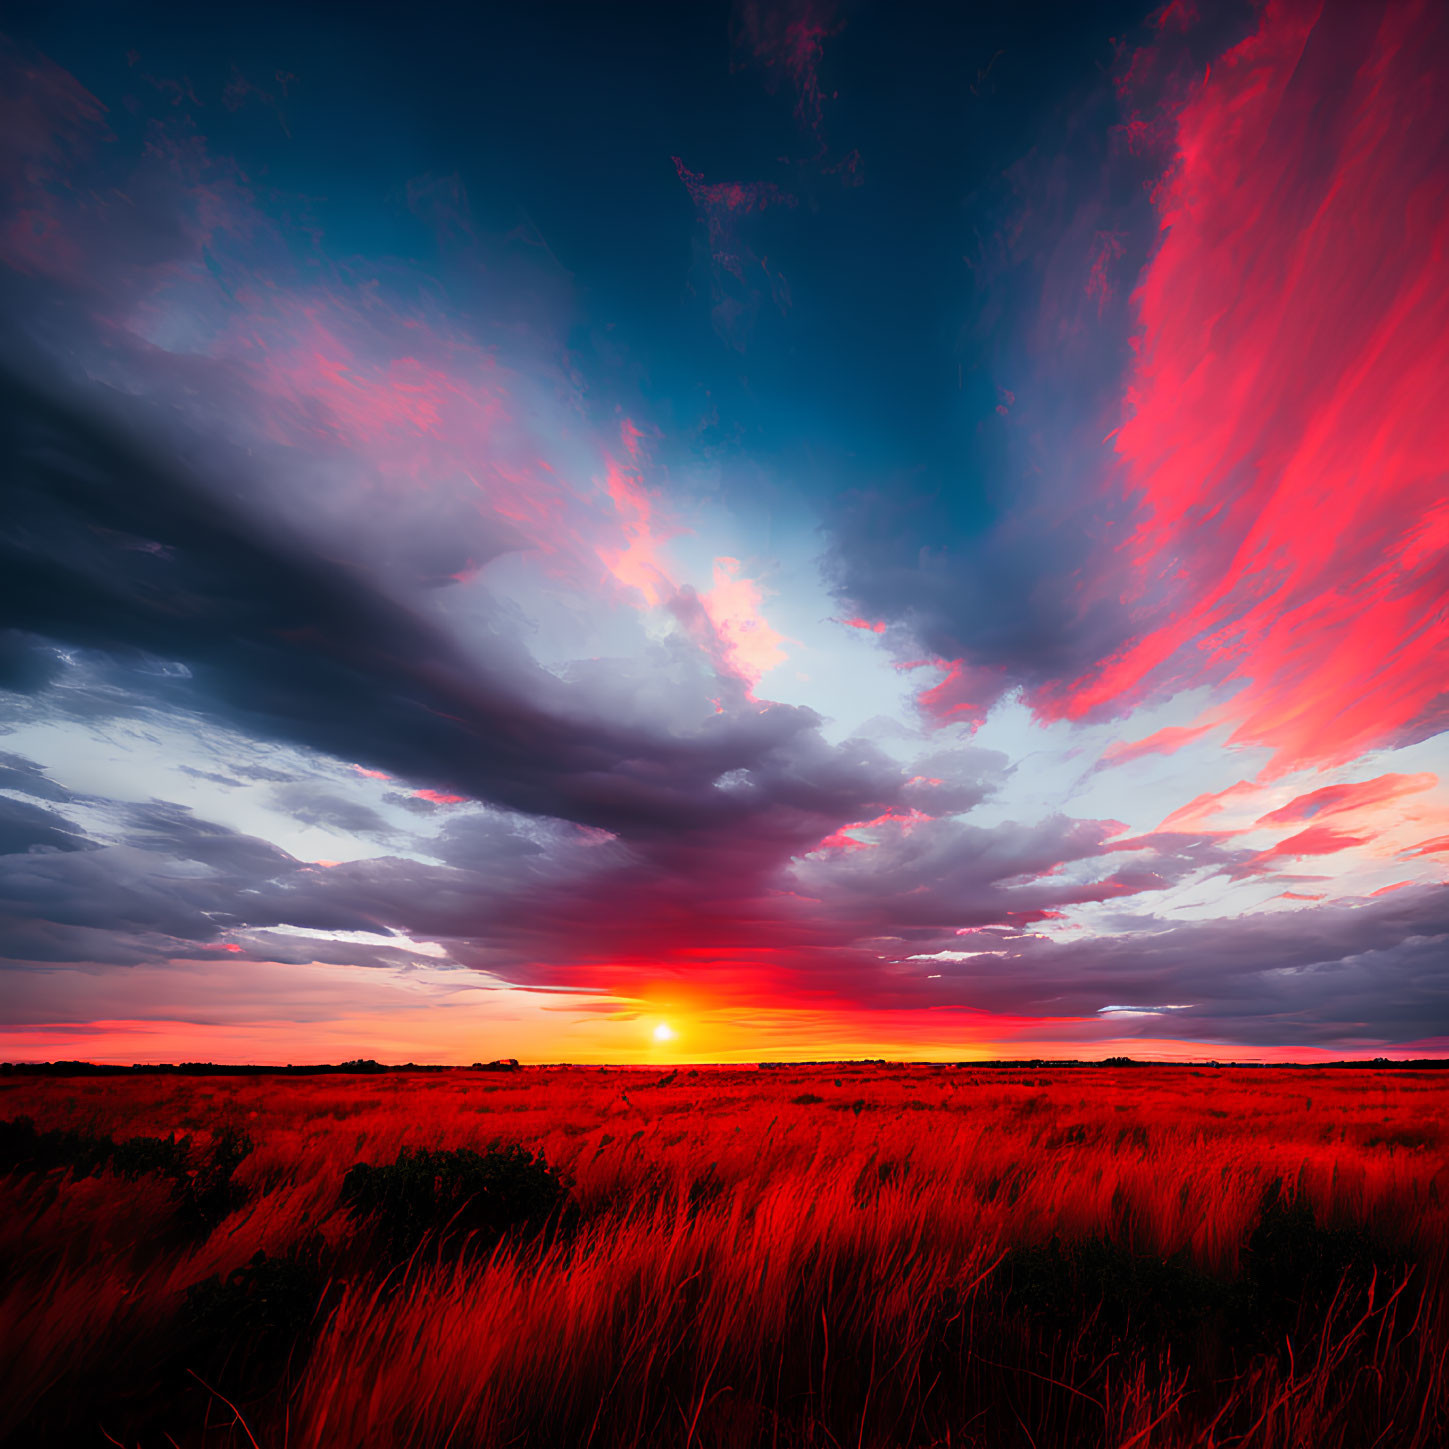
[{"left": 1, "top": 0, "right": 1446, "bottom": 1064}]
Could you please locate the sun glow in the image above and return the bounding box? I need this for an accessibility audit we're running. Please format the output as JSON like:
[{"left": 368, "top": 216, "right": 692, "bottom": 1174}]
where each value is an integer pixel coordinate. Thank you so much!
[{"left": 652, "top": 1022, "right": 675, "bottom": 1043}]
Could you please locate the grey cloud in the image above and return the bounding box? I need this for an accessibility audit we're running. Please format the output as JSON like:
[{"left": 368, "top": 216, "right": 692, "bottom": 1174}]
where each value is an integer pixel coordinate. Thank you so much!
[
  {"left": 0, "top": 360, "right": 900, "bottom": 855},
  {"left": 0, "top": 794, "right": 93, "bottom": 856},
  {"left": 2, "top": 746, "right": 1443, "bottom": 1049},
  {"left": 0, "top": 750, "right": 74, "bottom": 802},
  {"left": 178, "top": 766, "right": 247, "bottom": 788},
  {"left": 270, "top": 783, "right": 395, "bottom": 838}
]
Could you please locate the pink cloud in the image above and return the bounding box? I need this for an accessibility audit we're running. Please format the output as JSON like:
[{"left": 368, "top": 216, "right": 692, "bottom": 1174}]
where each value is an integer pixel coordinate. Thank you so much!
[
  {"left": 918, "top": 659, "right": 1008, "bottom": 730},
  {"left": 1158, "top": 779, "right": 1260, "bottom": 834},
  {"left": 1038, "top": 0, "right": 1449, "bottom": 778},
  {"left": 1255, "top": 773, "right": 1437, "bottom": 828},
  {"left": 1101, "top": 722, "right": 1214, "bottom": 767},
  {"left": 701, "top": 557, "right": 788, "bottom": 689},
  {"left": 1239, "top": 824, "right": 1371, "bottom": 878},
  {"left": 599, "top": 455, "right": 678, "bottom": 607}
]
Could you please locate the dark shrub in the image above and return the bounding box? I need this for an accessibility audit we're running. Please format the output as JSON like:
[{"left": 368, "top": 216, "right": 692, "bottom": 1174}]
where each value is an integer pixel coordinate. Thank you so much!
[
  {"left": 0, "top": 1116, "right": 117, "bottom": 1178},
  {"left": 175, "top": 1126, "right": 254, "bottom": 1228},
  {"left": 1244, "top": 1182, "right": 1393, "bottom": 1335},
  {"left": 791, "top": 1093, "right": 823, "bottom": 1105},
  {"left": 340, "top": 1143, "right": 571, "bottom": 1262},
  {"left": 0, "top": 1115, "right": 251, "bottom": 1227},
  {"left": 1003, "top": 1235, "right": 1228, "bottom": 1353},
  {"left": 107, "top": 1133, "right": 194, "bottom": 1181},
  {"left": 185, "top": 1237, "right": 331, "bottom": 1382}
]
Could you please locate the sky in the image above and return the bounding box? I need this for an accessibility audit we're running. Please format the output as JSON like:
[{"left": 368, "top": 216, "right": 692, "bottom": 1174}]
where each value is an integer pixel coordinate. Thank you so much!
[{"left": 0, "top": 0, "right": 1446, "bottom": 1064}]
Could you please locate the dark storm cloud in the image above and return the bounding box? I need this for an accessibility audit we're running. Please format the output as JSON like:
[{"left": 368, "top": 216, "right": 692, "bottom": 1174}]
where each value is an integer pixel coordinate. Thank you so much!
[
  {"left": 815, "top": 91, "right": 1155, "bottom": 711},
  {"left": 0, "top": 825, "right": 300, "bottom": 944},
  {"left": 0, "top": 795, "right": 92, "bottom": 856},
  {"left": 818, "top": 10, "right": 1250, "bottom": 722},
  {"left": 0, "top": 741, "right": 1086, "bottom": 970},
  {"left": 2, "top": 733, "right": 1442, "bottom": 1046},
  {"left": 0, "top": 742, "right": 1193, "bottom": 984},
  {"left": 119, "top": 801, "right": 302, "bottom": 877},
  {"left": 0, "top": 750, "right": 73, "bottom": 803},
  {"left": 906, "top": 885, "right": 1449, "bottom": 1047},
  {"left": 0, "top": 360, "right": 899, "bottom": 849}
]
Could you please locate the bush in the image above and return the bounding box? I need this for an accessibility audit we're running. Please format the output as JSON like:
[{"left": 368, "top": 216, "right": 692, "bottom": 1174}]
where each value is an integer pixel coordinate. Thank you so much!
[
  {"left": 0, "top": 1115, "right": 251, "bottom": 1228},
  {"left": 1002, "top": 1234, "right": 1228, "bottom": 1354},
  {"left": 175, "top": 1126, "right": 254, "bottom": 1228},
  {"left": 109, "top": 1132, "right": 195, "bottom": 1180},
  {"left": 0, "top": 1116, "right": 117, "bottom": 1178},
  {"left": 1244, "top": 1182, "right": 1392, "bottom": 1334},
  {"left": 1001, "top": 1186, "right": 1413, "bottom": 1373},
  {"left": 340, "top": 1143, "right": 571, "bottom": 1263},
  {"left": 185, "top": 1238, "right": 331, "bottom": 1382}
]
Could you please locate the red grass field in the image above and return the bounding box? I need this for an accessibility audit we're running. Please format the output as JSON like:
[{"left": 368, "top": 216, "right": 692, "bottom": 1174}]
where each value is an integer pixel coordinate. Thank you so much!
[{"left": 2, "top": 1063, "right": 1446, "bottom": 1448}]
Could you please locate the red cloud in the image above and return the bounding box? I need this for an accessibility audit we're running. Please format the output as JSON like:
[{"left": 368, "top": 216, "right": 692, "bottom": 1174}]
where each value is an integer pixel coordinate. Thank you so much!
[
  {"left": 1040, "top": 0, "right": 1449, "bottom": 777},
  {"left": 918, "top": 659, "right": 1008, "bottom": 730},
  {"left": 1255, "top": 773, "right": 1437, "bottom": 828},
  {"left": 1262, "top": 826, "right": 1368, "bottom": 860},
  {"left": 1158, "top": 779, "right": 1259, "bottom": 834},
  {"left": 1238, "top": 824, "right": 1369, "bottom": 878}
]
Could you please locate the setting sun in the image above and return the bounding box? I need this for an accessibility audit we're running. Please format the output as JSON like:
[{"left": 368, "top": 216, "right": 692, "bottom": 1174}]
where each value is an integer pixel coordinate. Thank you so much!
[{"left": 652, "top": 1022, "right": 675, "bottom": 1044}]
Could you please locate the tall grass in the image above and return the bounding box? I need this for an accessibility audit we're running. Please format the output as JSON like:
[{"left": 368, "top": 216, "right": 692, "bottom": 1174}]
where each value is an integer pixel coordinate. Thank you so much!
[{"left": 1, "top": 1064, "right": 1444, "bottom": 1446}]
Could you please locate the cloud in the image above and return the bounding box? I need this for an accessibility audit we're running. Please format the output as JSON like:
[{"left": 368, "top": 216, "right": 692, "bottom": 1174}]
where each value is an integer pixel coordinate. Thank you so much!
[
  {"left": 826, "top": 0, "right": 1449, "bottom": 778},
  {"left": 269, "top": 784, "right": 396, "bottom": 838},
  {"left": 0, "top": 795, "right": 92, "bottom": 856},
  {"left": 2, "top": 728, "right": 1443, "bottom": 1048},
  {"left": 0, "top": 750, "right": 73, "bottom": 802},
  {"left": 1233, "top": 824, "right": 1371, "bottom": 880},
  {"left": 1039, "top": 0, "right": 1449, "bottom": 775},
  {"left": 1100, "top": 724, "right": 1215, "bottom": 768},
  {"left": 1255, "top": 774, "right": 1437, "bottom": 828},
  {"left": 0, "top": 19, "right": 1443, "bottom": 1060},
  {"left": 951, "top": 885, "right": 1449, "bottom": 1048},
  {"left": 0, "top": 739, "right": 1204, "bottom": 993},
  {"left": 1, "top": 361, "right": 892, "bottom": 851}
]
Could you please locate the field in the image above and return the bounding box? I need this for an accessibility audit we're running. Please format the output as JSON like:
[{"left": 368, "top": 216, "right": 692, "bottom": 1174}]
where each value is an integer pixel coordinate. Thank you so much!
[{"left": 1, "top": 1064, "right": 1446, "bottom": 1448}]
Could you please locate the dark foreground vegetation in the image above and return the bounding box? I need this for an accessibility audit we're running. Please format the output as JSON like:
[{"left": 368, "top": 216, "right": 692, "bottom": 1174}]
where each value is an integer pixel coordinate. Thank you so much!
[{"left": 1, "top": 1065, "right": 1445, "bottom": 1447}]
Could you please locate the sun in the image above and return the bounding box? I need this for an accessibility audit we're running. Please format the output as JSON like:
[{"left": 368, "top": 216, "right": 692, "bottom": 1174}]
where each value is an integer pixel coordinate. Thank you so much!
[{"left": 652, "top": 1022, "right": 675, "bottom": 1043}]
